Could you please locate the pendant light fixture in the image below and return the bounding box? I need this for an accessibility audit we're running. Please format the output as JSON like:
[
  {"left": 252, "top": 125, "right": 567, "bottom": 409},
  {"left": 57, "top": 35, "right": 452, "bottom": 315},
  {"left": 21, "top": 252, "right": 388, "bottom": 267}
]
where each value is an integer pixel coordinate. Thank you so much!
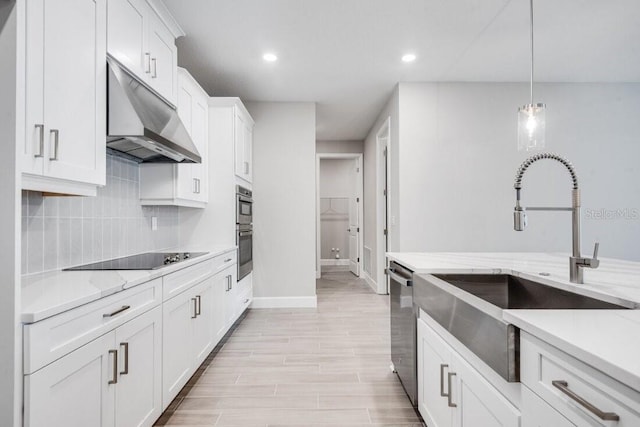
[{"left": 517, "top": 0, "right": 546, "bottom": 151}]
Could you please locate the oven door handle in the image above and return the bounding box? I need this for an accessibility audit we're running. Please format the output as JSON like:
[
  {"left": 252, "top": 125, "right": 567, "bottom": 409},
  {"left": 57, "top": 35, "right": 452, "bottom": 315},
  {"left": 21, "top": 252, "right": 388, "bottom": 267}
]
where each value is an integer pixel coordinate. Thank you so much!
[
  {"left": 239, "top": 231, "right": 253, "bottom": 237},
  {"left": 238, "top": 195, "right": 253, "bottom": 203}
]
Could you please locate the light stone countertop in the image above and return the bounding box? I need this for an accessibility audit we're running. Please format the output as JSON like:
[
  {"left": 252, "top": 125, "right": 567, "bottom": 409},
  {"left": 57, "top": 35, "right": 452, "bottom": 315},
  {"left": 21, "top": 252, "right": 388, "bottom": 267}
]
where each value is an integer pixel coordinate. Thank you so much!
[
  {"left": 387, "top": 252, "right": 640, "bottom": 392},
  {"left": 22, "top": 245, "right": 236, "bottom": 324}
]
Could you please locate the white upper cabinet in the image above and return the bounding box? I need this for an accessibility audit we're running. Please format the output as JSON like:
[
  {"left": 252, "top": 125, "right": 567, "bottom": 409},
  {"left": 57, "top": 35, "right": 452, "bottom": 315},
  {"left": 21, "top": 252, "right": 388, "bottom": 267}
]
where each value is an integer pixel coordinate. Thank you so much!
[
  {"left": 139, "top": 67, "right": 209, "bottom": 208},
  {"left": 210, "top": 98, "right": 254, "bottom": 185},
  {"left": 234, "top": 106, "right": 254, "bottom": 183},
  {"left": 22, "top": 0, "right": 107, "bottom": 196},
  {"left": 107, "top": 0, "right": 179, "bottom": 105}
]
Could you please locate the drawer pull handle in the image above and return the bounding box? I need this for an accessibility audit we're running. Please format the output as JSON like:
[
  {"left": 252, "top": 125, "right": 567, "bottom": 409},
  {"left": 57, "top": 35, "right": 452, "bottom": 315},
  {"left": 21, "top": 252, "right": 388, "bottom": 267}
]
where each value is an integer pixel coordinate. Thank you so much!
[
  {"left": 440, "top": 364, "right": 449, "bottom": 397},
  {"left": 108, "top": 349, "right": 118, "bottom": 385},
  {"left": 49, "top": 129, "right": 59, "bottom": 161},
  {"left": 224, "top": 258, "right": 233, "bottom": 263},
  {"left": 120, "top": 342, "right": 129, "bottom": 375},
  {"left": 103, "top": 305, "right": 130, "bottom": 318},
  {"left": 447, "top": 372, "right": 457, "bottom": 408},
  {"left": 552, "top": 380, "right": 620, "bottom": 421},
  {"left": 196, "top": 295, "right": 202, "bottom": 316}
]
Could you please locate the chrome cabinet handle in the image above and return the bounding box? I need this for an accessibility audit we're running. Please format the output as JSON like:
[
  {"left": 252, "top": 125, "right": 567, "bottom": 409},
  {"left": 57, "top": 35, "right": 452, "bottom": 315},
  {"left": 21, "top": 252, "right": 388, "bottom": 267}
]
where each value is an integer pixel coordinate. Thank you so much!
[
  {"left": 244, "top": 299, "right": 249, "bottom": 304},
  {"left": 386, "top": 269, "right": 412, "bottom": 287},
  {"left": 552, "top": 380, "right": 619, "bottom": 421},
  {"left": 193, "top": 178, "right": 198, "bottom": 194},
  {"left": 447, "top": 372, "right": 457, "bottom": 407},
  {"left": 225, "top": 275, "right": 230, "bottom": 291},
  {"left": 34, "top": 124, "right": 44, "bottom": 157},
  {"left": 103, "top": 305, "right": 130, "bottom": 318},
  {"left": 440, "top": 364, "right": 449, "bottom": 397},
  {"left": 108, "top": 349, "right": 118, "bottom": 385},
  {"left": 49, "top": 129, "right": 59, "bottom": 161},
  {"left": 144, "top": 52, "right": 151, "bottom": 73},
  {"left": 196, "top": 178, "right": 201, "bottom": 194},
  {"left": 244, "top": 161, "right": 249, "bottom": 174},
  {"left": 120, "top": 342, "right": 129, "bottom": 375},
  {"left": 196, "top": 295, "right": 202, "bottom": 316},
  {"left": 191, "top": 297, "right": 198, "bottom": 318},
  {"left": 151, "top": 58, "right": 157, "bottom": 78},
  {"left": 224, "top": 258, "right": 233, "bottom": 263}
]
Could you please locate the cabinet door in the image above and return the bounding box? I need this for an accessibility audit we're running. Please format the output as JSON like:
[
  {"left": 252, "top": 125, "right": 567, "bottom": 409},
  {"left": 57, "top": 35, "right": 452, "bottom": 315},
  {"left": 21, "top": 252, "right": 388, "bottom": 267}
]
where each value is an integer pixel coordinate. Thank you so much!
[
  {"left": 25, "top": 0, "right": 106, "bottom": 186},
  {"left": 192, "top": 277, "right": 215, "bottom": 366},
  {"left": 175, "top": 79, "right": 195, "bottom": 199},
  {"left": 453, "top": 349, "right": 520, "bottom": 427},
  {"left": 213, "top": 268, "right": 231, "bottom": 343},
  {"left": 107, "top": 0, "right": 149, "bottom": 78},
  {"left": 162, "top": 290, "right": 194, "bottom": 408},
  {"left": 234, "top": 109, "right": 246, "bottom": 180},
  {"left": 417, "top": 318, "right": 454, "bottom": 427},
  {"left": 25, "top": 333, "right": 116, "bottom": 427},
  {"left": 148, "top": 15, "right": 177, "bottom": 104},
  {"left": 243, "top": 121, "right": 253, "bottom": 182},
  {"left": 191, "top": 94, "right": 209, "bottom": 202},
  {"left": 522, "top": 386, "right": 575, "bottom": 427},
  {"left": 225, "top": 270, "right": 239, "bottom": 328},
  {"left": 114, "top": 306, "right": 162, "bottom": 427}
]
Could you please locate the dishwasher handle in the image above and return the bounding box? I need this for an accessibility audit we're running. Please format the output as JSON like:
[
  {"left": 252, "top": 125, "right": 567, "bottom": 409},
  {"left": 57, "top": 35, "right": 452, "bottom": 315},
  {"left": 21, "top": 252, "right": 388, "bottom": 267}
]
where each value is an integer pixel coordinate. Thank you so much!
[{"left": 386, "top": 268, "right": 413, "bottom": 287}]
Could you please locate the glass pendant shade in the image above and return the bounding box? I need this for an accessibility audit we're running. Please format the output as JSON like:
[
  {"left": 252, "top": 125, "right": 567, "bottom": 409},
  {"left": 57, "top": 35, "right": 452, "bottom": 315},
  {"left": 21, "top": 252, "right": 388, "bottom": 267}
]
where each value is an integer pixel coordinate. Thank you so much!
[{"left": 517, "top": 103, "right": 546, "bottom": 151}]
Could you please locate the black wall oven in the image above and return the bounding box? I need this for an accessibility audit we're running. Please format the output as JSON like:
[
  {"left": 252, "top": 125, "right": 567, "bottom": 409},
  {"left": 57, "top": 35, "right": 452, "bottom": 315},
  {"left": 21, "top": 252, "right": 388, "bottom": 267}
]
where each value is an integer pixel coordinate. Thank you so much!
[{"left": 236, "top": 186, "right": 253, "bottom": 281}]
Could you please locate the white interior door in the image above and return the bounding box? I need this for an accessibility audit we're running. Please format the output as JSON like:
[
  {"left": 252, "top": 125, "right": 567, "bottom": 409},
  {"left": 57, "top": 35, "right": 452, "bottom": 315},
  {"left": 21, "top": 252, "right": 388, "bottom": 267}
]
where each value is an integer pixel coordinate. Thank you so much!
[{"left": 348, "top": 159, "right": 360, "bottom": 276}]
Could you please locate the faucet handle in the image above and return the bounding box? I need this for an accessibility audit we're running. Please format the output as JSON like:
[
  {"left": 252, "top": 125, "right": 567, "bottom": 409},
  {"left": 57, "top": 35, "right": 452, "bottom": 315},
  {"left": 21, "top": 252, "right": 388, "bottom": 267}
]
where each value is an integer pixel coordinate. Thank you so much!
[{"left": 589, "top": 242, "right": 600, "bottom": 268}]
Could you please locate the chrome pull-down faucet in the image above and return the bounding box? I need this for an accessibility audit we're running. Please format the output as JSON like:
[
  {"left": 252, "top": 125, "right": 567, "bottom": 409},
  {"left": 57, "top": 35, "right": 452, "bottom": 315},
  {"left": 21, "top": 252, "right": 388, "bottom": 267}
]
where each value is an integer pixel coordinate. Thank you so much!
[{"left": 513, "top": 153, "right": 599, "bottom": 284}]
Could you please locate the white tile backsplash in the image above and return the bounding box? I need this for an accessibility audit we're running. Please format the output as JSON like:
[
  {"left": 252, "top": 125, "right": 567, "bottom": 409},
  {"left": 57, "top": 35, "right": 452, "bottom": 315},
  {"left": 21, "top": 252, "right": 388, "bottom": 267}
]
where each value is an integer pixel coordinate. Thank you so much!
[{"left": 22, "top": 154, "right": 180, "bottom": 275}]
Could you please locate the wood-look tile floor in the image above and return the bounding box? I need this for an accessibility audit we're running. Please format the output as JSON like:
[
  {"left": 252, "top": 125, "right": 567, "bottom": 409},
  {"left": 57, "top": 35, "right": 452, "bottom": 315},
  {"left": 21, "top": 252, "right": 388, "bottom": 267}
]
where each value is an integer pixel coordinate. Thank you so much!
[{"left": 155, "top": 270, "right": 423, "bottom": 426}]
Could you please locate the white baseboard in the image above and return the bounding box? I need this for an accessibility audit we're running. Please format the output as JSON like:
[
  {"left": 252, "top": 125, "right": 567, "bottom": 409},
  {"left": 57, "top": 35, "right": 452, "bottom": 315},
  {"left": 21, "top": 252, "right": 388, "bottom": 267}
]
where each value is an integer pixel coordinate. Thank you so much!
[
  {"left": 363, "top": 271, "right": 378, "bottom": 293},
  {"left": 251, "top": 296, "right": 318, "bottom": 309},
  {"left": 321, "top": 259, "right": 349, "bottom": 266}
]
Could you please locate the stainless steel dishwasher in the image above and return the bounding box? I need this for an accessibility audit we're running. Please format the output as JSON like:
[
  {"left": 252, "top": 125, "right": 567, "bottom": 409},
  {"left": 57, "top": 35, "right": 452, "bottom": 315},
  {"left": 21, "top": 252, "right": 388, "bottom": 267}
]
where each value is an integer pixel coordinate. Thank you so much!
[{"left": 388, "top": 261, "right": 417, "bottom": 407}]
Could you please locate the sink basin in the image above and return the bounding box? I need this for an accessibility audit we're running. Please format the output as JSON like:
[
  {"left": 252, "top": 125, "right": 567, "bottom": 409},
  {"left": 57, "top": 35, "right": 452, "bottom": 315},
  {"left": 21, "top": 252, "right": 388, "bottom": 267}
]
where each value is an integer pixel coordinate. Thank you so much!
[
  {"left": 414, "top": 273, "right": 630, "bottom": 383},
  {"left": 433, "top": 274, "right": 628, "bottom": 310}
]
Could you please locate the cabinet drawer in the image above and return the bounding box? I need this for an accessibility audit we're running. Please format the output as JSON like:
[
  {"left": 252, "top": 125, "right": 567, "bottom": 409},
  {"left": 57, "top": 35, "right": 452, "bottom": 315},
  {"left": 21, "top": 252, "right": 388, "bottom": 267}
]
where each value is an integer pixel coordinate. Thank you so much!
[
  {"left": 24, "top": 279, "right": 161, "bottom": 374},
  {"left": 212, "top": 250, "right": 236, "bottom": 275},
  {"left": 521, "top": 332, "right": 640, "bottom": 426},
  {"left": 163, "top": 259, "right": 215, "bottom": 300}
]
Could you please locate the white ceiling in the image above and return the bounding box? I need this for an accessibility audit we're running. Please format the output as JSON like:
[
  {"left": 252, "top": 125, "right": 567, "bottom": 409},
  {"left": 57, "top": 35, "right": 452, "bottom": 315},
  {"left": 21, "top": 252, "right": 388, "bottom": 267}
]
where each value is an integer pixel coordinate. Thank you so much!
[{"left": 163, "top": 0, "right": 640, "bottom": 140}]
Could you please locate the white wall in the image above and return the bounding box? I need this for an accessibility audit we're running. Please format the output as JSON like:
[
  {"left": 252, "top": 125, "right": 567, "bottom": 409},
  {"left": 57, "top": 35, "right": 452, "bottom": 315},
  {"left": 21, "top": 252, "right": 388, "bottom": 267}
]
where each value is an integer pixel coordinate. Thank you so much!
[
  {"left": 394, "top": 82, "right": 640, "bottom": 261},
  {"left": 0, "top": 2, "right": 21, "bottom": 425},
  {"left": 316, "top": 140, "right": 363, "bottom": 154},
  {"left": 245, "top": 102, "right": 317, "bottom": 306},
  {"left": 319, "top": 159, "right": 354, "bottom": 259}
]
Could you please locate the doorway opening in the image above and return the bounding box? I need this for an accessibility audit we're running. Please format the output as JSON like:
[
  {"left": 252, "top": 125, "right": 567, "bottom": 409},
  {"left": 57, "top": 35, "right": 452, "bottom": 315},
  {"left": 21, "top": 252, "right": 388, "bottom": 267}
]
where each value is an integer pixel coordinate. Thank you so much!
[{"left": 316, "top": 153, "right": 364, "bottom": 279}]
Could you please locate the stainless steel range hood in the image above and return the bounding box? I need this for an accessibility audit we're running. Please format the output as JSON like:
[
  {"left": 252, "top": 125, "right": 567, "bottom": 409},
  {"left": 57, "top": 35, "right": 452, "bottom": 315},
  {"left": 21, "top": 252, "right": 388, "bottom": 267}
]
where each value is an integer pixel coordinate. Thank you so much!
[{"left": 106, "top": 56, "right": 201, "bottom": 163}]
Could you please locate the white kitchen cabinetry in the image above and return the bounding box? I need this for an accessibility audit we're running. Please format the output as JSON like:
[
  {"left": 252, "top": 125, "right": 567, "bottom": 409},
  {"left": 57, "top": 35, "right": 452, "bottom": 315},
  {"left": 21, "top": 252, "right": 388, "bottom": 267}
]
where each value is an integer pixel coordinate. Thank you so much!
[
  {"left": 224, "top": 266, "right": 239, "bottom": 328},
  {"left": 417, "top": 316, "right": 520, "bottom": 427},
  {"left": 140, "top": 68, "right": 208, "bottom": 207},
  {"left": 522, "top": 385, "right": 575, "bottom": 427},
  {"left": 24, "top": 284, "right": 163, "bottom": 427},
  {"left": 22, "top": 0, "right": 107, "bottom": 196},
  {"left": 107, "top": 0, "right": 179, "bottom": 105},
  {"left": 521, "top": 332, "right": 640, "bottom": 427},
  {"left": 210, "top": 98, "right": 254, "bottom": 185}
]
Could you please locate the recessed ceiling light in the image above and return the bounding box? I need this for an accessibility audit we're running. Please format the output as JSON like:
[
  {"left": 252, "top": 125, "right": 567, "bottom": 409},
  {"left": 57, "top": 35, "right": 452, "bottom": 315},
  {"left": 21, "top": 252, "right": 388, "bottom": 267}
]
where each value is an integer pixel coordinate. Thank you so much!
[
  {"left": 402, "top": 54, "right": 416, "bottom": 63},
  {"left": 263, "top": 53, "right": 278, "bottom": 62}
]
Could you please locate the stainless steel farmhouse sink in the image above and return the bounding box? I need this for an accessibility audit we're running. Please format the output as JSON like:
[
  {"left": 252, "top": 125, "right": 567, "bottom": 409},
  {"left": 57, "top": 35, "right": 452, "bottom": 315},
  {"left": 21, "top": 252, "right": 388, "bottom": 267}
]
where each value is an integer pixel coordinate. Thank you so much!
[{"left": 413, "top": 273, "right": 632, "bottom": 382}]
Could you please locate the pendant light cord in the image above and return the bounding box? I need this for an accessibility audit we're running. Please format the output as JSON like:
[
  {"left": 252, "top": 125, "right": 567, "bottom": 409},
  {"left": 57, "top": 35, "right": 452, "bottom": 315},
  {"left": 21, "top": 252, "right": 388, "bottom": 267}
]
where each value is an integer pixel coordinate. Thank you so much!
[{"left": 529, "top": 0, "right": 534, "bottom": 104}]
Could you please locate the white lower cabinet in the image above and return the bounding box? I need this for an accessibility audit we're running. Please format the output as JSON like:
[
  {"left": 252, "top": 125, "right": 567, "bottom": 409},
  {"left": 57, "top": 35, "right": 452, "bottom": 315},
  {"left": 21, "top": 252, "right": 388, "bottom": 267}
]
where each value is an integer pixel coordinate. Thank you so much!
[
  {"left": 521, "top": 332, "right": 640, "bottom": 427},
  {"left": 25, "top": 333, "right": 115, "bottom": 427},
  {"left": 417, "top": 316, "right": 520, "bottom": 427},
  {"left": 25, "top": 306, "right": 162, "bottom": 427},
  {"left": 114, "top": 306, "right": 163, "bottom": 427},
  {"left": 522, "top": 385, "right": 574, "bottom": 427}
]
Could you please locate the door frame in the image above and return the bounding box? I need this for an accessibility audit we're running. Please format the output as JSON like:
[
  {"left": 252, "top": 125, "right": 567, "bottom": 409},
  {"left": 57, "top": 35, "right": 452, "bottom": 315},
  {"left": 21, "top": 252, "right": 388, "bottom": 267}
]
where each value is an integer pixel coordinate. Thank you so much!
[
  {"left": 315, "top": 153, "right": 364, "bottom": 279},
  {"left": 376, "top": 117, "right": 391, "bottom": 294}
]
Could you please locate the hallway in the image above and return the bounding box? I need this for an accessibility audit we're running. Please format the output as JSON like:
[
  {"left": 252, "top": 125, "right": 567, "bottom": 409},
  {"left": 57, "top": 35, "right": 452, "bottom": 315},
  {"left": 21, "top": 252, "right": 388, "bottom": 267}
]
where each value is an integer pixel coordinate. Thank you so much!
[{"left": 156, "top": 271, "right": 422, "bottom": 426}]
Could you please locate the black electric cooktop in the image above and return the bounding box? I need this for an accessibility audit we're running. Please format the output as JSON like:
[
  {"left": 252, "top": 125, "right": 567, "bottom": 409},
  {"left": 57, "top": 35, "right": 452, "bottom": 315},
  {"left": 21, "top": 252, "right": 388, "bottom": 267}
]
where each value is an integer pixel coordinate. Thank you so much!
[{"left": 64, "top": 252, "right": 208, "bottom": 271}]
